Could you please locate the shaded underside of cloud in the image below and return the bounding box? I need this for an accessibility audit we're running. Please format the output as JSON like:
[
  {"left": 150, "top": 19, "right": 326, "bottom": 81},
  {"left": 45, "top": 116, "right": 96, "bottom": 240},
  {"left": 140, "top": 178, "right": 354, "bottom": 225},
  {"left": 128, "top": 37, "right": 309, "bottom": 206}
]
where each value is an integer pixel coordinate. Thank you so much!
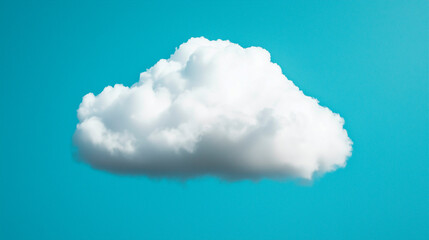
[{"left": 74, "top": 37, "right": 352, "bottom": 181}]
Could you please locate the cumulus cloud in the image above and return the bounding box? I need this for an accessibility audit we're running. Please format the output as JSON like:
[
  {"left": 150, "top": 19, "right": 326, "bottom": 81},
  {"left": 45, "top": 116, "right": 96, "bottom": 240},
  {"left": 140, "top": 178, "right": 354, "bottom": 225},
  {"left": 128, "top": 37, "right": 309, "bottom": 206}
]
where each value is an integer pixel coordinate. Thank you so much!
[{"left": 73, "top": 37, "right": 352, "bottom": 180}]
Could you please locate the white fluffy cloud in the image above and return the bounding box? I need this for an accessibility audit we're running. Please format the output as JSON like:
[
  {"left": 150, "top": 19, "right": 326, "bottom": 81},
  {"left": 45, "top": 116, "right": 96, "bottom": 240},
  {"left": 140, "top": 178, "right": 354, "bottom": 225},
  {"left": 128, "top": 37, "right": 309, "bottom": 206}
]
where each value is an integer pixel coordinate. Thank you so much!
[{"left": 74, "top": 37, "right": 352, "bottom": 180}]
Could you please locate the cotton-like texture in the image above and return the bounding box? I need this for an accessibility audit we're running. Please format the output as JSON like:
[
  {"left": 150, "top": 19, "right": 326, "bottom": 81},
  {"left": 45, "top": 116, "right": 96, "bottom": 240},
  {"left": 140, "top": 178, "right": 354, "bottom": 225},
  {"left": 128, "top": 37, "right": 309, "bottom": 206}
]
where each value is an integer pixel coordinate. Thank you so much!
[{"left": 74, "top": 37, "right": 352, "bottom": 180}]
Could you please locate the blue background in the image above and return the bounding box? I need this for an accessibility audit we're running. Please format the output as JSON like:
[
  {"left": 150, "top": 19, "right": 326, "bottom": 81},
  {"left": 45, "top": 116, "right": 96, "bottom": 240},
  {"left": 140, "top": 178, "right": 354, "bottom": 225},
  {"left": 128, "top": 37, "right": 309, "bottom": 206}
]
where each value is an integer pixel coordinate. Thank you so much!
[{"left": 1, "top": 0, "right": 428, "bottom": 239}]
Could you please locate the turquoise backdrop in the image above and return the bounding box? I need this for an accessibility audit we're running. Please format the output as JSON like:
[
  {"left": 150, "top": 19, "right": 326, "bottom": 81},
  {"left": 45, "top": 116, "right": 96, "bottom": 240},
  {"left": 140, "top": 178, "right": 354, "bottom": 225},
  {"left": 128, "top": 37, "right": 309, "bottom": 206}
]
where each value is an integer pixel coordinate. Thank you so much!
[{"left": 1, "top": 0, "right": 428, "bottom": 239}]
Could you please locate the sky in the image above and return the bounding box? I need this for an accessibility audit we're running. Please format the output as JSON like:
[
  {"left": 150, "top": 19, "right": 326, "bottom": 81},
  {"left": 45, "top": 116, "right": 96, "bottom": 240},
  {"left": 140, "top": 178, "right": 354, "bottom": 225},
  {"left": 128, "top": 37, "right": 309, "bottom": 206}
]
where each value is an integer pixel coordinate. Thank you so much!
[{"left": 0, "top": 0, "right": 428, "bottom": 239}]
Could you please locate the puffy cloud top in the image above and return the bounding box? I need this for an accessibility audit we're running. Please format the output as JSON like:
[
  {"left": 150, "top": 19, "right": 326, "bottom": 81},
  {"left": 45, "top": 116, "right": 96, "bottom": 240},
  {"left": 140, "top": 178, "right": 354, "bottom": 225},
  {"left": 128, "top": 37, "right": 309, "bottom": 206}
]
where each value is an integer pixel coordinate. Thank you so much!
[{"left": 74, "top": 37, "right": 352, "bottom": 180}]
